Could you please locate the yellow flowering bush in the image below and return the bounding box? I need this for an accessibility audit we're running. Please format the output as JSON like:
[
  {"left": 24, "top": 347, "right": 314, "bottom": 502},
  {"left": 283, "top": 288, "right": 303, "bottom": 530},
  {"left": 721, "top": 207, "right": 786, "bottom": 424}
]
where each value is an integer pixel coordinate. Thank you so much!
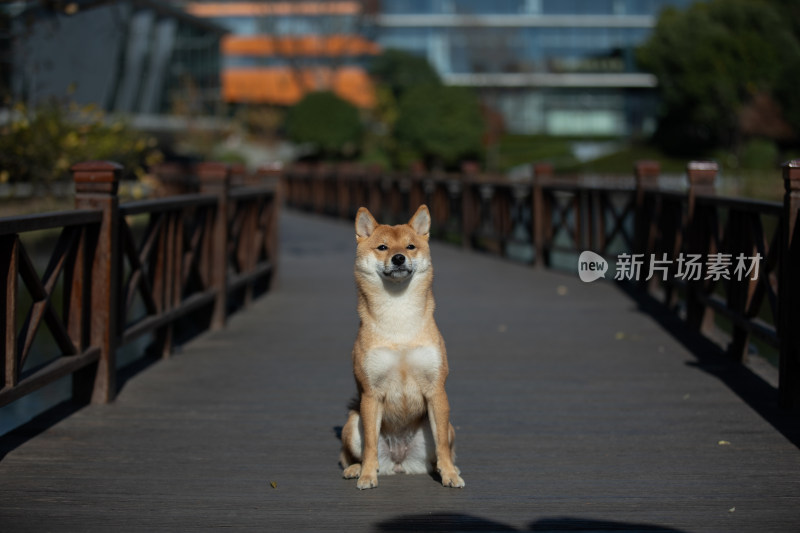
[{"left": 0, "top": 99, "right": 162, "bottom": 188}]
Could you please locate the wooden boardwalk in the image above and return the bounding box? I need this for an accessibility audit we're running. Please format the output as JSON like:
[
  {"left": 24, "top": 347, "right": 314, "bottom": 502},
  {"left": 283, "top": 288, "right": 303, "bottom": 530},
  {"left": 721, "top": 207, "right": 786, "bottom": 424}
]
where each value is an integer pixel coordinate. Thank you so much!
[{"left": 1, "top": 209, "right": 799, "bottom": 532}]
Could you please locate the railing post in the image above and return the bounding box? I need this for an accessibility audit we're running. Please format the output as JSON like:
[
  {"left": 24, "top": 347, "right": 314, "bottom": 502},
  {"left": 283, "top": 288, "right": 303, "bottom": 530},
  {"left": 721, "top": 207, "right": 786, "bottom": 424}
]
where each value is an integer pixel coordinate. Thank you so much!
[
  {"left": 686, "top": 161, "right": 717, "bottom": 217},
  {"left": 71, "top": 161, "right": 121, "bottom": 404},
  {"left": 152, "top": 161, "right": 195, "bottom": 196},
  {"left": 532, "top": 163, "right": 552, "bottom": 268},
  {"left": 230, "top": 163, "right": 247, "bottom": 188},
  {"left": 634, "top": 160, "right": 659, "bottom": 252},
  {"left": 685, "top": 161, "right": 717, "bottom": 333},
  {"left": 1, "top": 234, "right": 18, "bottom": 390},
  {"left": 198, "top": 162, "right": 230, "bottom": 330},
  {"left": 634, "top": 160, "right": 660, "bottom": 290},
  {"left": 779, "top": 160, "right": 800, "bottom": 409}
]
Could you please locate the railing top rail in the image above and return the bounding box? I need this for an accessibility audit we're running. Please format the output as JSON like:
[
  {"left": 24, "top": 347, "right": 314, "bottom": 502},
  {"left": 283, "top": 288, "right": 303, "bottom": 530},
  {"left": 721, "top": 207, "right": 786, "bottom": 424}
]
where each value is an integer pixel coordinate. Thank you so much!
[
  {"left": 694, "top": 192, "right": 783, "bottom": 214},
  {"left": 120, "top": 193, "right": 218, "bottom": 216},
  {"left": 229, "top": 183, "right": 278, "bottom": 200},
  {"left": 0, "top": 208, "right": 103, "bottom": 235},
  {"left": 641, "top": 187, "right": 784, "bottom": 214},
  {"left": 541, "top": 180, "right": 635, "bottom": 193}
]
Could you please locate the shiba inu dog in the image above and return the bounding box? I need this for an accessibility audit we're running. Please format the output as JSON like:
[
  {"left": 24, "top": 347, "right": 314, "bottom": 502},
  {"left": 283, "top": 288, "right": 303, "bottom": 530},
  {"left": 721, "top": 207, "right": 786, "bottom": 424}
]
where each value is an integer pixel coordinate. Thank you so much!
[{"left": 339, "top": 205, "right": 464, "bottom": 490}]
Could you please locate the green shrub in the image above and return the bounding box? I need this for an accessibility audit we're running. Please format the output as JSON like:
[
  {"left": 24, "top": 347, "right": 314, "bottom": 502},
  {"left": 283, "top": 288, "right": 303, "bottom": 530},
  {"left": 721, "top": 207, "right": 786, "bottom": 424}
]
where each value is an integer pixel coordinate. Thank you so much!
[
  {"left": 369, "top": 49, "right": 441, "bottom": 100},
  {"left": 394, "top": 84, "right": 485, "bottom": 170},
  {"left": 0, "top": 99, "right": 162, "bottom": 187},
  {"left": 285, "top": 91, "right": 363, "bottom": 159}
]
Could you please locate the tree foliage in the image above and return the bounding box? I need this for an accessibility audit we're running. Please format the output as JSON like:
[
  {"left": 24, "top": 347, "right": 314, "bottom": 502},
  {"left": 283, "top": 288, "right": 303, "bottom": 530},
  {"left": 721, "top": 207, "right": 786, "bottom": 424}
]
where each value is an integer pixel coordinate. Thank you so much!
[
  {"left": 364, "top": 49, "right": 485, "bottom": 170},
  {"left": 285, "top": 91, "right": 363, "bottom": 159},
  {"left": 638, "top": 0, "right": 800, "bottom": 154},
  {"left": 394, "top": 84, "right": 484, "bottom": 170},
  {"left": 369, "top": 48, "right": 442, "bottom": 101}
]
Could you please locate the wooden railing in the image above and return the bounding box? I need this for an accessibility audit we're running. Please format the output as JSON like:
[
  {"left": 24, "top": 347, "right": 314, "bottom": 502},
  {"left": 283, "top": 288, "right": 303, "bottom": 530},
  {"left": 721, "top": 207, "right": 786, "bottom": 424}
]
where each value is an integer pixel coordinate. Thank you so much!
[
  {"left": 1, "top": 161, "right": 279, "bottom": 407},
  {"left": 283, "top": 160, "right": 800, "bottom": 409}
]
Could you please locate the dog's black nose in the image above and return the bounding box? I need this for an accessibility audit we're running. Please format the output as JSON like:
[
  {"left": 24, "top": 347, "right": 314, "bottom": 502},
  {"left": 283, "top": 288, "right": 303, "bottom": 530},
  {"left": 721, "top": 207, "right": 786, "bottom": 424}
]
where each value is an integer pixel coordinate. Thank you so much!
[{"left": 392, "top": 254, "right": 406, "bottom": 266}]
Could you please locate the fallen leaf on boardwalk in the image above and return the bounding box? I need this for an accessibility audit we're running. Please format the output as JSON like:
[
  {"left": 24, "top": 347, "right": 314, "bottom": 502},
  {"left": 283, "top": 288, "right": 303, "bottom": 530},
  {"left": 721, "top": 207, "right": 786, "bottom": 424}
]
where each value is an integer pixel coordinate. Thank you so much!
[
  {"left": 729, "top": 507, "right": 736, "bottom": 513},
  {"left": 270, "top": 481, "right": 278, "bottom": 489},
  {"left": 556, "top": 285, "right": 568, "bottom": 296},
  {"left": 718, "top": 440, "right": 731, "bottom": 446},
  {"left": 683, "top": 393, "right": 691, "bottom": 400},
  {"left": 615, "top": 332, "right": 625, "bottom": 340},
  {"left": 498, "top": 324, "right": 507, "bottom": 333}
]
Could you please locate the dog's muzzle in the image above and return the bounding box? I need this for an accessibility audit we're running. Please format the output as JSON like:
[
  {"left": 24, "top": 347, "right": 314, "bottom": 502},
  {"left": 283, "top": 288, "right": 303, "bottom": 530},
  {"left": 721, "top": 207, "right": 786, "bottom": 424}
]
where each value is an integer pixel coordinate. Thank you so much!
[{"left": 383, "top": 254, "right": 412, "bottom": 279}]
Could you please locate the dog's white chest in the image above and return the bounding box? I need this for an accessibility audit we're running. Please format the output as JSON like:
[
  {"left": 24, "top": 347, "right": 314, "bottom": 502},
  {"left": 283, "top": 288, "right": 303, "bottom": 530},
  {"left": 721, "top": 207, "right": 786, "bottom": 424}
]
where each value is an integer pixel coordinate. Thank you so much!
[{"left": 364, "top": 346, "right": 441, "bottom": 393}]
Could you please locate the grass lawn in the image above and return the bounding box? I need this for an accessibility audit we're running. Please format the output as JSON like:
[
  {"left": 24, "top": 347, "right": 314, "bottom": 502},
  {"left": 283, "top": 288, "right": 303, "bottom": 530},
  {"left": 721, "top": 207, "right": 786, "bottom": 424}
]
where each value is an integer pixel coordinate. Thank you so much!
[
  {"left": 558, "top": 144, "right": 687, "bottom": 175},
  {"left": 493, "top": 134, "right": 786, "bottom": 200}
]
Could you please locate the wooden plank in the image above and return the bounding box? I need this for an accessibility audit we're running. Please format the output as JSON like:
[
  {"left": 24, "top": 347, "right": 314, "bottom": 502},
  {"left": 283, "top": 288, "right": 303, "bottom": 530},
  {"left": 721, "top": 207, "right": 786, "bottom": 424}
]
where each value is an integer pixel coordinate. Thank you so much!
[{"left": 1, "top": 210, "right": 798, "bottom": 531}]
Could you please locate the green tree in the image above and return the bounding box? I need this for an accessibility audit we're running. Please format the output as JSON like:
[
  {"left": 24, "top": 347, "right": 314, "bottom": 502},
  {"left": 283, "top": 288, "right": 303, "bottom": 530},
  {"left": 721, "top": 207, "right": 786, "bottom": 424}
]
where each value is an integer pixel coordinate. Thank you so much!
[
  {"left": 365, "top": 49, "right": 486, "bottom": 170},
  {"left": 394, "top": 84, "right": 484, "bottom": 170},
  {"left": 285, "top": 91, "right": 363, "bottom": 160},
  {"left": 638, "top": 0, "right": 800, "bottom": 155},
  {"left": 369, "top": 49, "right": 442, "bottom": 101},
  {"left": 359, "top": 85, "right": 399, "bottom": 170}
]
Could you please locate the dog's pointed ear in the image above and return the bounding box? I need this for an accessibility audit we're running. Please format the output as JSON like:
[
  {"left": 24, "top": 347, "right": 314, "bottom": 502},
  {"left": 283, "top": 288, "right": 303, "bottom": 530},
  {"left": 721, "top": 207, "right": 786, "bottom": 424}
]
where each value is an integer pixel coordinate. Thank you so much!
[
  {"left": 409, "top": 205, "right": 431, "bottom": 239},
  {"left": 355, "top": 207, "right": 378, "bottom": 242}
]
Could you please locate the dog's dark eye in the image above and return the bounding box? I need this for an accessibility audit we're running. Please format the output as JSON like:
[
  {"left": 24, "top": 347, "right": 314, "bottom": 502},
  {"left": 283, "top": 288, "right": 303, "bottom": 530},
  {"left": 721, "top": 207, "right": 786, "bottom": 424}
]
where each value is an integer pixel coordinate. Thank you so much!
[
  {"left": 377, "top": 244, "right": 388, "bottom": 251},
  {"left": 406, "top": 244, "right": 416, "bottom": 250}
]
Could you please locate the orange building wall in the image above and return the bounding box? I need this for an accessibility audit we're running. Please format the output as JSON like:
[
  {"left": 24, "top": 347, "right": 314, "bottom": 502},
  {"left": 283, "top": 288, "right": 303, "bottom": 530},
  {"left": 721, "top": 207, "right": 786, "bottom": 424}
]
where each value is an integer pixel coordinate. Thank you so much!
[
  {"left": 223, "top": 66, "right": 375, "bottom": 108},
  {"left": 187, "top": 2, "right": 378, "bottom": 108},
  {"left": 186, "top": 2, "right": 361, "bottom": 17},
  {"left": 222, "top": 35, "right": 380, "bottom": 57}
]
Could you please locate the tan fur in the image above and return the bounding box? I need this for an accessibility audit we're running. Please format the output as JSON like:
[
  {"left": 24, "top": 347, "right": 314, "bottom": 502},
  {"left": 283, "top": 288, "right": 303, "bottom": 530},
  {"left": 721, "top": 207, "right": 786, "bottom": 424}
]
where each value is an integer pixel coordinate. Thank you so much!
[{"left": 340, "top": 205, "right": 464, "bottom": 489}]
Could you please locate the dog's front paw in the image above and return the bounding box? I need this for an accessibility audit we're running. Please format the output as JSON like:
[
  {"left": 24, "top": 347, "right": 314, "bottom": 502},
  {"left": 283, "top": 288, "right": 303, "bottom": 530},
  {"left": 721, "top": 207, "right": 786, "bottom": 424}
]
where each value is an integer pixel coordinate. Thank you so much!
[
  {"left": 439, "top": 468, "right": 465, "bottom": 488},
  {"left": 356, "top": 471, "right": 379, "bottom": 490},
  {"left": 342, "top": 463, "right": 361, "bottom": 479}
]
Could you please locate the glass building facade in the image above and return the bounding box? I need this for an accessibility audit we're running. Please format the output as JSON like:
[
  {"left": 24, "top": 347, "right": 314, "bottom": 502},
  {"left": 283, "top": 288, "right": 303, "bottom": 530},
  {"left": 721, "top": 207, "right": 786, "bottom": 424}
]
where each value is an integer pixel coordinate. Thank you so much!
[
  {"left": 6, "top": 0, "right": 225, "bottom": 115},
  {"left": 373, "top": 0, "right": 695, "bottom": 135}
]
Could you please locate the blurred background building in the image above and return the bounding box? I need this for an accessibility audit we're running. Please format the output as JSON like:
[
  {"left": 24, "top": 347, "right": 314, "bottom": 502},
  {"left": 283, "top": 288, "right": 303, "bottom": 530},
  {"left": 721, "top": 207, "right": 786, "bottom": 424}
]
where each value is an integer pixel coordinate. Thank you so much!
[
  {"left": 183, "top": 0, "right": 380, "bottom": 109},
  {"left": 1, "top": 0, "right": 226, "bottom": 118},
  {"left": 2, "top": 0, "right": 698, "bottom": 137},
  {"left": 372, "top": 0, "right": 694, "bottom": 136}
]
